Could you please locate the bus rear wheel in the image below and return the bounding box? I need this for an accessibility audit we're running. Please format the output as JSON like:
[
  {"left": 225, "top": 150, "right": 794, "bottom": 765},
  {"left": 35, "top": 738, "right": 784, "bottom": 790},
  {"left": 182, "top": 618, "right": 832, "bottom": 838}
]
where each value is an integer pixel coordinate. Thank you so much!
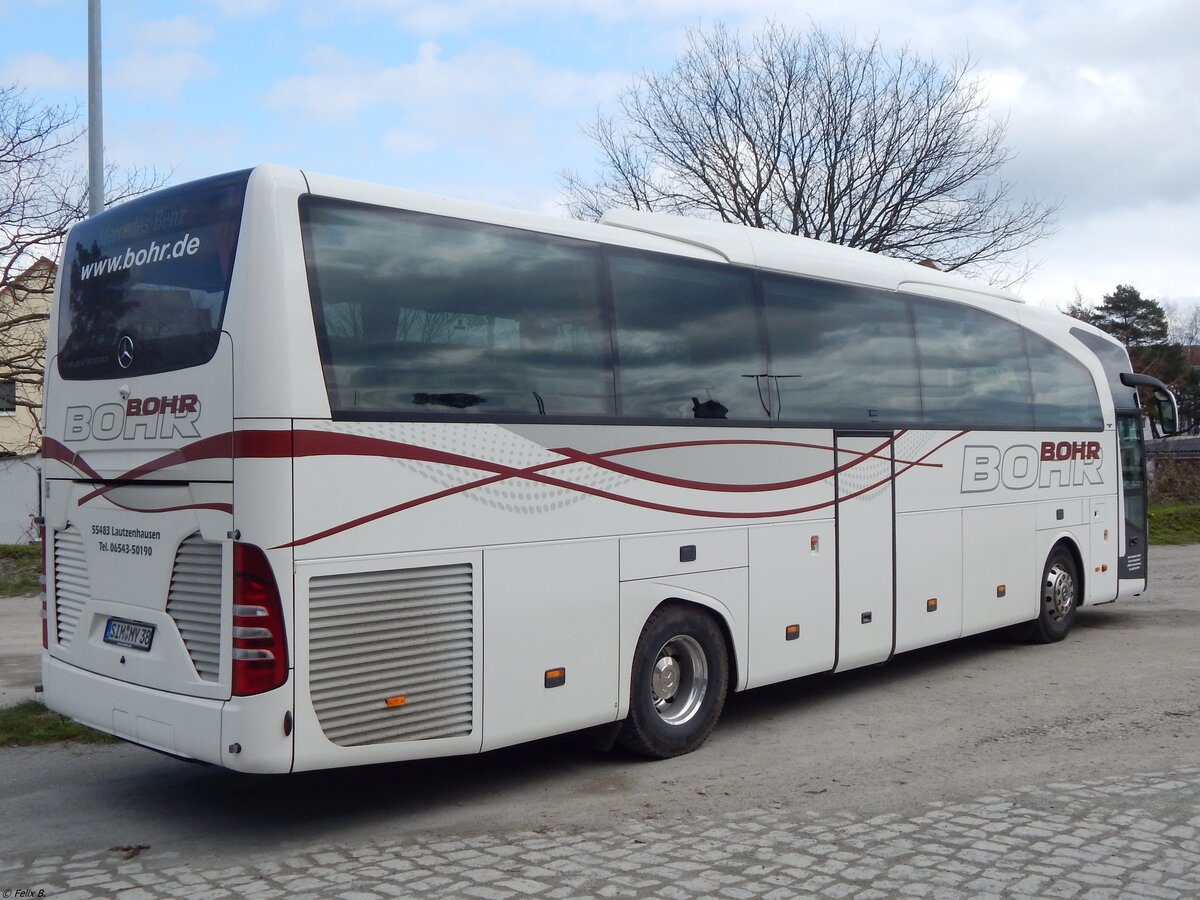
[
  {"left": 1028, "top": 545, "right": 1079, "bottom": 644},
  {"left": 618, "top": 603, "right": 729, "bottom": 759}
]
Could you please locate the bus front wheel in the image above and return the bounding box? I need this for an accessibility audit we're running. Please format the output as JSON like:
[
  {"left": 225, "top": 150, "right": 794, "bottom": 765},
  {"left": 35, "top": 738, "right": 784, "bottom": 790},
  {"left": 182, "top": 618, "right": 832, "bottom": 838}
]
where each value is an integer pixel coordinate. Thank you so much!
[
  {"left": 618, "top": 603, "right": 729, "bottom": 759},
  {"left": 1028, "top": 545, "right": 1080, "bottom": 644}
]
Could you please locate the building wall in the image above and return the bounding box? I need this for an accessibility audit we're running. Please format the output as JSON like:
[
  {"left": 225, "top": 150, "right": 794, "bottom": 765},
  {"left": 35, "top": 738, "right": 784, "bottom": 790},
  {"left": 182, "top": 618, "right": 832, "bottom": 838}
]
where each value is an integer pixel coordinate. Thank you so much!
[
  {"left": 0, "top": 258, "right": 54, "bottom": 457},
  {"left": 1, "top": 259, "right": 53, "bottom": 543},
  {"left": 0, "top": 455, "right": 40, "bottom": 544}
]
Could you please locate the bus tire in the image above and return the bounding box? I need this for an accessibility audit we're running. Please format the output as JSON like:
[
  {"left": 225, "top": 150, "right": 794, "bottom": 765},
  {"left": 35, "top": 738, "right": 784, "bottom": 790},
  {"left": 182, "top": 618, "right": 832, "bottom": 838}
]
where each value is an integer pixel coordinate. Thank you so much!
[
  {"left": 1028, "top": 545, "right": 1080, "bottom": 644},
  {"left": 618, "top": 603, "right": 729, "bottom": 759}
]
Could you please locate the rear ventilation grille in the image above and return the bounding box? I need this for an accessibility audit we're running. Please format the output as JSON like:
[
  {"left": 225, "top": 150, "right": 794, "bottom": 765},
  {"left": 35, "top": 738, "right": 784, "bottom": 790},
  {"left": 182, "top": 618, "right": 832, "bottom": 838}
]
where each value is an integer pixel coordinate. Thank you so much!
[
  {"left": 309, "top": 563, "right": 474, "bottom": 747},
  {"left": 166, "top": 533, "right": 224, "bottom": 682},
  {"left": 53, "top": 526, "right": 88, "bottom": 646}
]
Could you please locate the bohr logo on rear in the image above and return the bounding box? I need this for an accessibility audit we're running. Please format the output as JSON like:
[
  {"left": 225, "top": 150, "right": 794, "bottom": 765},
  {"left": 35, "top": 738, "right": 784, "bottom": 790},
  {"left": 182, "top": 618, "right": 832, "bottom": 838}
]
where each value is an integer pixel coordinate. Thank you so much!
[{"left": 64, "top": 394, "right": 202, "bottom": 442}]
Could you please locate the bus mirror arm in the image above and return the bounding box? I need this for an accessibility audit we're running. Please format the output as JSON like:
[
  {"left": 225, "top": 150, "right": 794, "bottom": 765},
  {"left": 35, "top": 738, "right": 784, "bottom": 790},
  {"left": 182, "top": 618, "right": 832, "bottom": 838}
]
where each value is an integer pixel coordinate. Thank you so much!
[{"left": 1120, "top": 372, "right": 1180, "bottom": 436}]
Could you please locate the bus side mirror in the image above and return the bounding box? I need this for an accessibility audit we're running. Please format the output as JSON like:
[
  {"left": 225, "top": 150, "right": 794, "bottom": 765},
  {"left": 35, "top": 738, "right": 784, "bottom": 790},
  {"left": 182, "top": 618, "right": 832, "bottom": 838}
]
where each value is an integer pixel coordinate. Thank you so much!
[
  {"left": 1153, "top": 388, "right": 1179, "bottom": 436},
  {"left": 1120, "top": 372, "right": 1180, "bottom": 437}
]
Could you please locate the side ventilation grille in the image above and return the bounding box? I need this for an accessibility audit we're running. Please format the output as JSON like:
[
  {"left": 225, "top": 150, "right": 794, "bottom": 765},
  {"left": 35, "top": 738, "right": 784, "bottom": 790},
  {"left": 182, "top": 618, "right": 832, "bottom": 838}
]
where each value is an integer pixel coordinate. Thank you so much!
[
  {"left": 309, "top": 563, "right": 474, "bottom": 747},
  {"left": 166, "top": 533, "right": 224, "bottom": 682},
  {"left": 53, "top": 526, "right": 88, "bottom": 646}
]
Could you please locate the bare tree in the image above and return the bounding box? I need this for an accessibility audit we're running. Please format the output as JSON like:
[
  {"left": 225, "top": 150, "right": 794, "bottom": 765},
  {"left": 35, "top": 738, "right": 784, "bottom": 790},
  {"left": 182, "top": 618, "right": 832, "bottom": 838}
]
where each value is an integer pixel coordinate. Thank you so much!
[
  {"left": 561, "top": 22, "right": 1058, "bottom": 284},
  {"left": 1166, "top": 301, "right": 1200, "bottom": 350},
  {"left": 1, "top": 83, "right": 164, "bottom": 449},
  {"left": 1166, "top": 301, "right": 1200, "bottom": 434}
]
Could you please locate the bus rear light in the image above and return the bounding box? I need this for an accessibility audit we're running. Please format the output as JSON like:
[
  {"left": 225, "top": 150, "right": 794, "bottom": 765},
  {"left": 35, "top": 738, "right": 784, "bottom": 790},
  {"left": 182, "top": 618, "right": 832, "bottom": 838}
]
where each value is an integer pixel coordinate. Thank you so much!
[
  {"left": 232, "top": 625, "right": 274, "bottom": 640},
  {"left": 231, "top": 543, "right": 289, "bottom": 696}
]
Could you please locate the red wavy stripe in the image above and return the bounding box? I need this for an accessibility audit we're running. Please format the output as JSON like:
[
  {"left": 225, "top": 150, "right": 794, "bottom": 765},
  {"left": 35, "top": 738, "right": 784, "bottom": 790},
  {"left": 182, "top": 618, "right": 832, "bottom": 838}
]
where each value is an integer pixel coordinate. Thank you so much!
[
  {"left": 100, "top": 497, "right": 233, "bottom": 515},
  {"left": 42, "top": 437, "right": 104, "bottom": 481},
  {"left": 77, "top": 432, "right": 237, "bottom": 504},
  {"left": 74, "top": 430, "right": 294, "bottom": 505},
  {"left": 51, "top": 428, "right": 962, "bottom": 541},
  {"left": 282, "top": 430, "right": 967, "bottom": 547},
  {"left": 62, "top": 429, "right": 928, "bottom": 500}
]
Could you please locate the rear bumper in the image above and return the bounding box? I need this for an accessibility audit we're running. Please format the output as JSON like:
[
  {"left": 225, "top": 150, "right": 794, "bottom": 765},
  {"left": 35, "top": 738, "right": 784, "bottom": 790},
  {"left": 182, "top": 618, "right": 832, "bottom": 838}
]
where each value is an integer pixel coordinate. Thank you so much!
[{"left": 43, "top": 654, "right": 225, "bottom": 765}]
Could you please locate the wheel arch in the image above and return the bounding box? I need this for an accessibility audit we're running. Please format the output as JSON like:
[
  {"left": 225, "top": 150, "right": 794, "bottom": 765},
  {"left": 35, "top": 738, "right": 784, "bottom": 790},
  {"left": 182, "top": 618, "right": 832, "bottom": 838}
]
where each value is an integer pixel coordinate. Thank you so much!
[
  {"left": 617, "top": 580, "right": 747, "bottom": 721},
  {"left": 1045, "top": 533, "right": 1086, "bottom": 607},
  {"left": 662, "top": 596, "right": 740, "bottom": 698}
]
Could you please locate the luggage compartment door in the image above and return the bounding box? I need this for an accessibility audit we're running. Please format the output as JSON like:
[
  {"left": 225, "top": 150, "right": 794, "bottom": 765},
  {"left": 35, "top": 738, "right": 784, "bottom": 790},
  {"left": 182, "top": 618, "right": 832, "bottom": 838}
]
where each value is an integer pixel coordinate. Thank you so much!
[{"left": 835, "top": 432, "right": 896, "bottom": 672}]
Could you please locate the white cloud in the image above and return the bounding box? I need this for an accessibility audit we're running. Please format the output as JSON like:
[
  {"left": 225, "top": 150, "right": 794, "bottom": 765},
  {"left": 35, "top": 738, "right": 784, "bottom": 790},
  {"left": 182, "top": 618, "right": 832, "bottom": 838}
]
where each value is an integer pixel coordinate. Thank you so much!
[
  {"left": 0, "top": 53, "right": 84, "bottom": 90},
  {"left": 109, "top": 49, "right": 219, "bottom": 105},
  {"left": 383, "top": 128, "right": 436, "bottom": 158},
  {"left": 105, "top": 118, "right": 245, "bottom": 182},
  {"left": 265, "top": 40, "right": 626, "bottom": 138},
  {"left": 206, "top": 0, "right": 282, "bottom": 18},
  {"left": 1020, "top": 200, "right": 1200, "bottom": 308},
  {"left": 134, "top": 16, "right": 215, "bottom": 48},
  {"left": 286, "top": 0, "right": 796, "bottom": 36}
]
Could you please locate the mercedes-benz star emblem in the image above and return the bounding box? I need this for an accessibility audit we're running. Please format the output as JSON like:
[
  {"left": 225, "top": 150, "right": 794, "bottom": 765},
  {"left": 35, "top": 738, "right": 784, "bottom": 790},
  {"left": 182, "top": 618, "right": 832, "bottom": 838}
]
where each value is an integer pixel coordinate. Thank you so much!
[{"left": 117, "top": 335, "right": 135, "bottom": 369}]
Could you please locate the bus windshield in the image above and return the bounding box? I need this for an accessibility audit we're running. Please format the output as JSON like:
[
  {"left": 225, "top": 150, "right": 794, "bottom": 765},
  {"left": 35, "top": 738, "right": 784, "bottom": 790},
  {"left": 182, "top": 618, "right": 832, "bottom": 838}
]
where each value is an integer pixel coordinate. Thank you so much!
[{"left": 57, "top": 170, "right": 251, "bottom": 380}]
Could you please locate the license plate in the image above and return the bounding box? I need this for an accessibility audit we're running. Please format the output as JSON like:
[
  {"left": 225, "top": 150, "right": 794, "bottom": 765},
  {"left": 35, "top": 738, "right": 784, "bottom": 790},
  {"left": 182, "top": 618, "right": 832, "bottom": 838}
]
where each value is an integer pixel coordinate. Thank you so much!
[{"left": 103, "top": 617, "right": 156, "bottom": 652}]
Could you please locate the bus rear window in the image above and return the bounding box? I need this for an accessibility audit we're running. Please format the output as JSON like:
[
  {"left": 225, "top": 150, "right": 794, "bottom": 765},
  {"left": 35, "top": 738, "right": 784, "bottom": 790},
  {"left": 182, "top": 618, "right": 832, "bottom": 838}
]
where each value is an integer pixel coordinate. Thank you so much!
[{"left": 57, "top": 170, "right": 251, "bottom": 380}]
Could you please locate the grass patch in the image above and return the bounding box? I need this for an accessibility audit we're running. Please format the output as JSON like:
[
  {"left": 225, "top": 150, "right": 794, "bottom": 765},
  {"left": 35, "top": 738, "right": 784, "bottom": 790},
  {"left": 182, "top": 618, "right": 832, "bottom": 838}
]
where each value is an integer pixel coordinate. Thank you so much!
[
  {"left": 0, "top": 543, "right": 40, "bottom": 597},
  {"left": 0, "top": 699, "right": 118, "bottom": 747},
  {"left": 1148, "top": 502, "right": 1200, "bottom": 545}
]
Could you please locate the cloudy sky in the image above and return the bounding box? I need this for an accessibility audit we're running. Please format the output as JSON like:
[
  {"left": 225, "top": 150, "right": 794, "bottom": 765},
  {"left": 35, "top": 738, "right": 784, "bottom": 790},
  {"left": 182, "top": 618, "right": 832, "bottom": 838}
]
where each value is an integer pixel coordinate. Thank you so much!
[{"left": 2, "top": 0, "right": 1197, "bottom": 312}]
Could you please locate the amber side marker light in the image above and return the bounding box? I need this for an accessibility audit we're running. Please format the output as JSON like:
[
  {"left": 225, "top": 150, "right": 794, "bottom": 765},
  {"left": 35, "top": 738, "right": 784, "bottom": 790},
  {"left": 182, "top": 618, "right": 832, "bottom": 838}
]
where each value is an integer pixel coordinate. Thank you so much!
[
  {"left": 384, "top": 695, "right": 407, "bottom": 709},
  {"left": 785, "top": 624, "right": 800, "bottom": 641},
  {"left": 545, "top": 668, "right": 566, "bottom": 688},
  {"left": 996, "top": 585, "right": 1006, "bottom": 598},
  {"left": 926, "top": 598, "right": 938, "bottom": 612}
]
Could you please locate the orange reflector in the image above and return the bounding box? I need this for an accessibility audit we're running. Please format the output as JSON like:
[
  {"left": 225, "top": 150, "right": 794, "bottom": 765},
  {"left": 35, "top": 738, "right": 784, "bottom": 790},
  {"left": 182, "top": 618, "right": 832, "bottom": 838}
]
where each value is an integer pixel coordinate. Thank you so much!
[
  {"left": 545, "top": 668, "right": 566, "bottom": 688},
  {"left": 384, "top": 695, "right": 407, "bottom": 708},
  {"left": 810, "top": 535, "right": 819, "bottom": 552},
  {"left": 1101, "top": 564, "right": 1108, "bottom": 572},
  {"left": 785, "top": 624, "right": 800, "bottom": 641},
  {"left": 926, "top": 598, "right": 938, "bottom": 612},
  {"left": 996, "top": 585, "right": 1006, "bottom": 598}
]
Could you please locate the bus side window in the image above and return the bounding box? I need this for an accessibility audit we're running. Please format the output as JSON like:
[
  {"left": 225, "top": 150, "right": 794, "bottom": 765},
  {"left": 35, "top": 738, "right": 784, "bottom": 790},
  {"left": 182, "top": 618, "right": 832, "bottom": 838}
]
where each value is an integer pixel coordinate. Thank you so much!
[
  {"left": 1027, "top": 333, "right": 1103, "bottom": 429},
  {"left": 608, "top": 250, "right": 766, "bottom": 421},
  {"left": 912, "top": 298, "right": 1033, "bottom": 429},
  {"left": 762, "top": 275, "right": 920, "bottom": 425},
  {"left": 302, "top": 199, "right": 615, "bottom": 418}
]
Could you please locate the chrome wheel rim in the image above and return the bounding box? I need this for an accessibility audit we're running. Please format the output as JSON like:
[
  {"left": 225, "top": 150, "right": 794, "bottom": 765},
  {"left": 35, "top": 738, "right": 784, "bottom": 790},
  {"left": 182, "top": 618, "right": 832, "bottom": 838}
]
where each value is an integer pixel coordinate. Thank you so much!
[
  {"left": 651, "top": 634, "right": 708, "bottom": 726},
  {"left": 1044, "top": 562, "right": 1076, "bottom": 622}
]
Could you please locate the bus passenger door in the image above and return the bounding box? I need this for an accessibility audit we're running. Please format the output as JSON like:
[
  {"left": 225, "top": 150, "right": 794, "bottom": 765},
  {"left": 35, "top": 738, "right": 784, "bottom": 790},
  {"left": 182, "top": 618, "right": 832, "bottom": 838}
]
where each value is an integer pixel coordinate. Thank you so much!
[
  {"left": 1116, "top": 413, "right": 1148, "bottom": 581},
  {"left": 834, "top": 432, "right": 896, "bottom": 672}
]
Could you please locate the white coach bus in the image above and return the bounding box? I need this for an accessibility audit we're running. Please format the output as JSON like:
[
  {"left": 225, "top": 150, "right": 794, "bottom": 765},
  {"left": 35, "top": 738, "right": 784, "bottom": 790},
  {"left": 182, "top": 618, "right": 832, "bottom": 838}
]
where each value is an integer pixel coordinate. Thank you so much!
[{"left": 40, "top": 166, "right": 1178, "bottom": 772}]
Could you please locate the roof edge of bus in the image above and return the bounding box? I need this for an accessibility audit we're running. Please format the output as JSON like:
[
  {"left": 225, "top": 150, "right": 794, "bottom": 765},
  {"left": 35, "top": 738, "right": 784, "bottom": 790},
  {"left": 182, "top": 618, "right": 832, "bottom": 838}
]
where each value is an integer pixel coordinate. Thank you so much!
[
  {"left": 598, "top": 207, "right": 1024, "bottom": 304},
  {"left": 897, "top": 278, "right": 1025, "bottom": 306},
  {"left": 598, "top": 208, "right": 751, "bottom": 264},
  {"left": 286, "top": 167, "right": 1024, "bottom": 306}
]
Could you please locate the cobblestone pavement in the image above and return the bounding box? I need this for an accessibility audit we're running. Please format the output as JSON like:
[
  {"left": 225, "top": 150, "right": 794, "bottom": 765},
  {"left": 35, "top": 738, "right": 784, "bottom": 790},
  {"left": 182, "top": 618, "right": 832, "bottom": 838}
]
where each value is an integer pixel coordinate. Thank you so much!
[{"left": 3, "top": 766, "right": 1197, "bottom": 899}]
